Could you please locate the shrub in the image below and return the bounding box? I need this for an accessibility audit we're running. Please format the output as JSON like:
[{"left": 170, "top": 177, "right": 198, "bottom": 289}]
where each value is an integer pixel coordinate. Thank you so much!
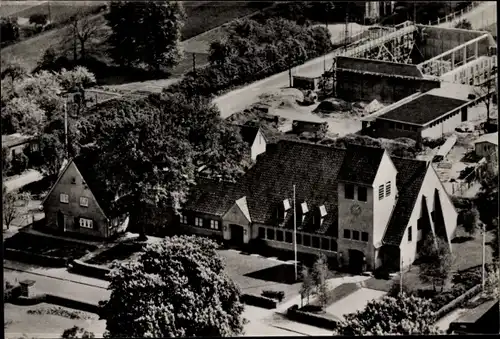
[
  {"left": 421, "top": 137, "right": 446, "bottom": 149},
  {"left": 261, "top": 290, "right": 285, "bottom": 302},
  {"left": 241, "top": 293, "right": 277, "bottom": 309},
  {"left": 374, "top": 266, "right": 390, "bottom": 280},
  {"left": 301, "top": 304, "right": 323, "bottom": 313}
]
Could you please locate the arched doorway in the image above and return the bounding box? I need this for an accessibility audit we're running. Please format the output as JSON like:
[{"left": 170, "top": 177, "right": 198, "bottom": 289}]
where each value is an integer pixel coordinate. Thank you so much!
[{"left": 348, "top": 249, "right": 365, "bottom": 274}]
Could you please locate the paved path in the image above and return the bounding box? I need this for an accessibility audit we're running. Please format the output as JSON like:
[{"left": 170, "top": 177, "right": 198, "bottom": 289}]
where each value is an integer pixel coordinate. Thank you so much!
[
  {"left": 4, "top": 169, "right": 43, "bottom": 193},
  {"left": 326, "top": 287, "right": 387, "bottom": 321},
  {"left": 4, "top": 268, "right": 110, "bottom": 305}
]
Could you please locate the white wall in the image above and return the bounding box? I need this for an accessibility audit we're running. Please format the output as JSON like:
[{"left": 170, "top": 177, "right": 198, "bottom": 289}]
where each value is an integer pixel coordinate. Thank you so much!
[
  {"left": 250, "top": 130, "right": 267, "bottom": 161},
  {"left": 421, "top": 103, "right": 482, "bottom": 139},
  {"left": 475, "top": 141, "right": 497, "bottom": 158},
  {"left": 399, "top": 165, "right": 458, "bottom": 267},
  {"left": 222, "top": 202, "right": 252, "bottom": 243}
]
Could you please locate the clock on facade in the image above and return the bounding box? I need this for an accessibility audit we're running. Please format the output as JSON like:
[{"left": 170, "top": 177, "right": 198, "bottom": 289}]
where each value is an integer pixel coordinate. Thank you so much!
[{"left": 350, "top": 204, "right": 361, "bottom": 216}]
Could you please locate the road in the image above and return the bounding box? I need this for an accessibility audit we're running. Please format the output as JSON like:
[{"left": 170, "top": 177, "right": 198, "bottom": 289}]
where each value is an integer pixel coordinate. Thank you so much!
[
  {"left": 213, "top": 2, "right": 498, "bottom": 119},
  {"left": 4, "top": 169, "right": 43, "bottom": 193}
]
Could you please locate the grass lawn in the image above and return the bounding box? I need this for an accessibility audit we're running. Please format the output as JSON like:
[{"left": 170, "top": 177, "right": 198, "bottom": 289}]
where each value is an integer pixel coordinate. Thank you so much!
[
  {"left": 4, "top": 303, "right": 106, "bottom": 339},
  {"left": 14, "top": 1, "right": 106, "bottom": 23},
  {"left": 85, "top": 242, "right": 143, "bottom": 267},
  {"left": 0, "top": 1, "right": 45, "bottom": 17},
  {"left": 4, "top": 232, "right": 97, "bottom": 260}
]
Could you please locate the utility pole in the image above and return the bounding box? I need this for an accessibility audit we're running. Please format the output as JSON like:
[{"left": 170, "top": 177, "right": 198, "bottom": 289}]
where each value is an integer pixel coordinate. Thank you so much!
[
  {"left": 64, "top": 97, "right": 69, "bottom": 159},
  {"left": 482, "top": 222, "right": 486, "bottom": 292},
  {"left": 192, "top": 53, "right": 196, "bottom": 74},
  {"left": 293, "top": 184, "right": 298, "bottom": 281},
  {"left": 400, "top": 257, "right": 404, "bottom": 294},
  {"left": 289, "top": 67, "right": 292, "bottom": 88}
]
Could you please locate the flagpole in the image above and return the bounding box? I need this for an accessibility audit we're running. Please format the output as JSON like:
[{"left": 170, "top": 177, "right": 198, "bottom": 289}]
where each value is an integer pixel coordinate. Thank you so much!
[
  {"left": 482, "top": 222, "right": 486, "bottom": 292},
  {"left": 293, "top": 184, "right": 297, "bottom": 281}
]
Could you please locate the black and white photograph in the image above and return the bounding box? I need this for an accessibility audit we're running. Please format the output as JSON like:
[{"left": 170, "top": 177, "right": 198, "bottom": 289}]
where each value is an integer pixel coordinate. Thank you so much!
[{"left": 1, "top": 0, "right": 498, "bottom": 337}]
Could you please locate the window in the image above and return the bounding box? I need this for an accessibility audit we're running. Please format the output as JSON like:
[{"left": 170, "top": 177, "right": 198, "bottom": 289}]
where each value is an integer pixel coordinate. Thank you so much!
[
  {"left": 321, "top": 238, "right": 330, "bottom": 250},
  {"left": 358, "top": 187, "right": 367, "bottom": 202},
  {"left": 276, "top": 230, "right": 284, "bottom": 242},
  {"left": 259, "top": 227, "right": 266, "bottom": 239},
  {"left": 352, "top": 230, "right": 360, "bottom": 241},
  {"left": 60, "top": 193, "right": 69, "bottom": 203},
  {"left": 296, "top": 233, "right": 302, "bottom": 245},
  {"left": 180, "top": 214, "right": 188, "bottom": 224},
  {"left": 312, "top": 236, "right": 320, "bottom": 249},
  {"left": 71, "top": 177, "right": 77, "bottom": 184},
  {"left": 362, "top": 232, "right": 369, "bottom": 242},
  {"left": 378, "top": 185, "right": 384, "bottom": 200},
  {"left": 210, "top": 220, "right": 220, "bottom": 230},
  {"left": 195, "top": 217, "right": 203, "bottom": 227},
  {"left": 385, "top": 182, "right": 391, "bottom": 197},
  {"left": 267, "top": 228, "right": 275, "bottom": 240},
  {"left": 408, "top": 226, "right": 412, "bottom": 242},
  {"left": 343, "top": 229, "right": 351, "bottom": 239},
  {"left": 79, "top": 197, "right": 89, "bottom": 207},
  {"left": 79, "top": 218, "right": 93, "bottom": 229},
  {"left": 303, "top": 234, "right": 311, "bottom": 247},
  {"left": 345, "top": 184, "right": 354, "bottom": 199},
  {"left": 285, "top": 231, "right": 293, "bottom": 243}
]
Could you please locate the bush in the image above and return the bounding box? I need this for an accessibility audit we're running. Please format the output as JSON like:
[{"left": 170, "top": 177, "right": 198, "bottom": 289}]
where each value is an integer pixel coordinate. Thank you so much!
[
  {"left": 422, "top": 137, "right": 446, "bottom": 149},
  {"left": 261, "top": 290, "right": 285, "bottom": 302},
  {"left": 287, "top": 305, "right": 338, "bottom": 330},
  {"left": 301, "top": 304, "right": 323, "bottom": 313},
  {"left": 374, "top": 266, "right": 390, "bottom": 280},
  {"left": 9, "top": 152, "right": 29, "bottom": 176},
  {"left": 241, "top": 293, "right": 277, "bottom": 309}
]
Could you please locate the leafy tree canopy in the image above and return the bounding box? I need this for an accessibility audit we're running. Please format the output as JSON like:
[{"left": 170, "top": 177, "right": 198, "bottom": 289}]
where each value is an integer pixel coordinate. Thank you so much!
[{"left": 101, "top": 236, "right": 245, "bottom": 337}]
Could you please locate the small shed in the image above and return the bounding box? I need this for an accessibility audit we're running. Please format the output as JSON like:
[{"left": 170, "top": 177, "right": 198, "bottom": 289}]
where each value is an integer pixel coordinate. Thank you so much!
[{"left": 474, "top": 132, "right": 498, "bottom": 158}]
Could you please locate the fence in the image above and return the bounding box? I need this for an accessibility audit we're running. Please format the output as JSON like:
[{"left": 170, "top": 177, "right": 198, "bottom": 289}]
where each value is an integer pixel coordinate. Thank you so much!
[{"left": 429, "top": 2, "right": 494, "bottom": 29}]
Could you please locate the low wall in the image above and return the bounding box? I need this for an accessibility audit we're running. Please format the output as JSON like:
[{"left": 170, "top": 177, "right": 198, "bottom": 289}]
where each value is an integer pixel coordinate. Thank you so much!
[
  {"left": 286, "top": 305, "right": 339, "bottom": 330},
  {"left": 9, "top": 293, "right": 101, "bottom": 315},
  {"left": 4, "top": 248, "right": 68, "bottom": 267},
  {"left": 434, "top": 284, "right": 482, "bottom": 321},
  {"left": 69, "top": 260, "right": 111, "bottom": 281}
]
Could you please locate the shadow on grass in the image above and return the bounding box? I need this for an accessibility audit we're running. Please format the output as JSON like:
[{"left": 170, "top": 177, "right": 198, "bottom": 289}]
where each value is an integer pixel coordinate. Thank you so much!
[
  {"left": 451, "top": 236, "right": 475, "bottom": 244},
  {"left": 244, "top": 263, "right": 300, "bottom": 285}
]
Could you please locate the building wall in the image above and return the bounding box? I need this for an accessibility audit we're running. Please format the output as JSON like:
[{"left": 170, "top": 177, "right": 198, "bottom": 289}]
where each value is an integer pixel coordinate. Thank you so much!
[
  {"left": 337, "top": 181, "right": 376, "bottom": 269},
  {"left": 179, "top": 211, "right": 223, "bottom": 238},
  {"left": 43, "top": 162, "right": 110, "bottom": 238},
  {"left": 421, "top": 104, "right": 479, "bottom": 139},
  {"left": 222, "top": 203, "right": 252, "bottom": 243},
  {"left": 441, "top": 56, "right": 496, "bottom": 85},
  {"left": 336, "top": 71, "right": 440, "bottom": 103},
  {"left": 372, "top": 119, "right": 421, "bottom": 140},
  {"left": 399, "top": 165, "right": 458, "bottom": 268},
  {"left": 250, "top": 130, "right": 267, "bottom": 161},
  {"left": 475, "top": 141, "right": 497, "bottom": 158}
]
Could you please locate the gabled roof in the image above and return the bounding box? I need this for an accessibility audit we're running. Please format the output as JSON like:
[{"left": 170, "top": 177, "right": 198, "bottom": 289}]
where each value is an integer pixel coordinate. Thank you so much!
[
  {"left": 338, "top": 144, "right": 385, "bottom": 185},
  {"left": 235, "top": 196, "right": 252, "bottom": 222},
  {"left": 474, "top": 132, "right": 498, "bottom": 146},
  {"left": 336, "top": 56, "right": 424, "bottom": 78},
  {"left": 235, "top": 124, "right": 262, "bottom": 145},
  {"left": 382, "top": 158, "right": 429, "bottom": 246}
]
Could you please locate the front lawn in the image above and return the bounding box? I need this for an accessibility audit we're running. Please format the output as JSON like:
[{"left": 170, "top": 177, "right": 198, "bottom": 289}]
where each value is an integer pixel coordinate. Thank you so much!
[
  {"left": 4, "top": 232, "right": 97, "bottom": 261},
  {"left": 85, "top": 242, "right": 144, "bottom": 267}
]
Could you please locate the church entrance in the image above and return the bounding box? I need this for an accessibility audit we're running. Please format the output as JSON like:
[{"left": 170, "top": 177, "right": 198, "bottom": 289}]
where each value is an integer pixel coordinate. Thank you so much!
[
  {"left": 230, "top": 224, "right": 244, "bottom": 246},
  {"left": 348, "top": 249, "right": 365, "bottom": 274}
]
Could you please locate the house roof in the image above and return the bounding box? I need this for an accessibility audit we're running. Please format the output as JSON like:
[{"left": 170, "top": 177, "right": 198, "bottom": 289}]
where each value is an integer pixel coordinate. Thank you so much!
[
  {"left": 378, "top": 94, "right": 468, "bottom": 125},
  {"left": 336, "top": 56, "right": 424, "bottom": 78},
  {"left": 474, "top": 132, "right": 498, "bottom": 146},
  {"left": 338, "top": 144, "right": 385, "bottom": 185},
  {"left": 2, "top": 133, "right": 34, "bottom": 148},
  {"left": 382, "top": 158, "right": 428, "bottom": 246},
  {"left": 235, "top": 125, "right": 261, "bottom": 145},
  {"left": 185, "top": 140, "right": 430, "bottom": 242}
]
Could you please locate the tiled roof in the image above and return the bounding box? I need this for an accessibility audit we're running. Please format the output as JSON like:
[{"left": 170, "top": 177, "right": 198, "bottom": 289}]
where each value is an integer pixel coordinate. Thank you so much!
[
  {"left": 185, "top": 141, "right": 430, "bottom": 241},
  {"left": 338, "top": 144, "right": 385, "bottom": 185},
  {"left": 378, "top": 94, "right": 468, "bottom": 125},
  {"left": 336, "top": 56, "right": 423, "bottom": 78},
  {"left": 382, "top": 158, "right": 428, "bottom": 246}
]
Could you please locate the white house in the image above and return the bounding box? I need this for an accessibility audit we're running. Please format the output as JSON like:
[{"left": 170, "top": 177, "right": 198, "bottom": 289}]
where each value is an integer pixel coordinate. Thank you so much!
[{"left": 235, "top": 124, "right": 267, "bottom": 161}]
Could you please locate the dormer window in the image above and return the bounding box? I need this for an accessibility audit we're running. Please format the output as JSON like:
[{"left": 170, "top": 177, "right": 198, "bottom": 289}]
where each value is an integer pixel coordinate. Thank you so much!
[
  {"left": 318, "top": 205, "right": 327, "bottom": 226},
  {"left": 300, "top": 202, "right": 308, "bottom": 223},
  {"left": 280, "top": 198, "right": 291, "bottom": 221}
]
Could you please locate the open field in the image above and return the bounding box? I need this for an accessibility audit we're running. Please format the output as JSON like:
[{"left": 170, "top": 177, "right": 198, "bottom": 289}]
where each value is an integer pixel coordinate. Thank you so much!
[
  {"left": 4, "top": 303, "right": 106, "bottom": 339},
  {"left": 0, "top": 1, "right": 47, "bottom": 17},
  {"left": 13, "top": 1, "right": 106, "bottom": 23}
]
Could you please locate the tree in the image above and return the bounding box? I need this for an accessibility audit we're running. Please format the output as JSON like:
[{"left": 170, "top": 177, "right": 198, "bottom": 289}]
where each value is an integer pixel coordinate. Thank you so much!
[
  {"left": 299, "top": 265, "right": 314, "bottom": 307},
  {"left": 462, "top": 207, "right": 480, "bottom": 236},
  {"left": 106, "top": 1, "right": 186, "bottom": 71},
  {"left": 454, "top": 19, "right": 472, "bottom": 30},
  {"left": 333, "top": 293, "right": 442, "bottom": 335},
  {"left": 1, "top": 59, "right": 27, "bottom": 83},
  {"left": 0, "top": 17, "right": 20, "bottom": 46},
  {"left": 1, "top": 97, "right": 46, "bottom": 135},
  {"left": 3, "top": 189, "right": 31, "bottom": 229},
  {"left": 419, "top": 234, "right": 454, "bottom": 292},
  {"left": 473, "top": 66, "right": 497, "bottom": 123},
  {"left": 29, "top": 13, "right": 48, "bottom": 27},
  {"left": 67, "top": 11, "right": 106, "bottom": 61},
  {"left": 81, "top": 93, "right": 249, "bottom": 238},
  {"left": 312, "top": 254, "right": 330, "bottom": 309},
  {"left": 58, "top": 66, "right": 96, "bottom": 91},
  {"left": 475, "top": 172, "right": 499, "bottom": 227},
  {"left": 485, "top": 262, "right": 499, "bottom": 299},
  {"left": 100, "top": 236, "right": 245, "bottom": 337},
  {"left": 61, "top": 326, "right": 94, "bottom": 339},
  {"left": 25, "top": 133, "right": 65, "bottom": 177}
]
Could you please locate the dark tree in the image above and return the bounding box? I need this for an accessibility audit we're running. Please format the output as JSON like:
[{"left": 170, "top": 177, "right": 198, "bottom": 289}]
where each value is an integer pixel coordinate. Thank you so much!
[
  {"left": 419, "top": 234, "right": 453, "bottom": 292},
  {"left": 455, "top": 19, "right": 473, "bottom": 30},
  {"left": 0, "top": 18, "right": 20, "bottom": 46},
  {"left": 61, "top": 326, "right": 94, "bottom": 339},
  {"left": 106, "top": 1, "right": 186, "bottom": 71},
  {"left": 67, "top": 11, "right": 105, "bottom": 61},
  {"left": 462, "top": 207, "right": 479, "bottom": 236},
  {"left": 29, "top": 13, "right": 48, "bottom": 27},
  {"left": 101, "top": 236, "right": 245, "bottom": 337}
]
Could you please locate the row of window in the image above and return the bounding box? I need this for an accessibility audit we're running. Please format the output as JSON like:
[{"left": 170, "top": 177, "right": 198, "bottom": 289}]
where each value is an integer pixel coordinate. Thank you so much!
[
  {"left": 343, "top": 229, "right": 369, "bottom": 242},
  {"left": 79, "top": 217, "right": 93, "bottom": 229},
  {"left": 258, "top": 227, "right": 338, "bottom": 252},
  {"left": 180, "top": 214, "right": 221, "bottom": 230},
  {"left": 60, "top": 193, "right": 89, "bottom": 207},
  {"left": 387, "top": 121, "right": 419, "bottom": 132},
  {"left": 344, "top": 184, "right": 367, "bottom": 202},
  {"left": 378, "top": 182, "right": 391, "bottom": 200}
]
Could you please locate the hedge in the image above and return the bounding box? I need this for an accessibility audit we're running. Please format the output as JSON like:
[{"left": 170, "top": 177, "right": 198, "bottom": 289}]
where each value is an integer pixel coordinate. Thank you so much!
[
  {"left": 287, "top": 304, "right": 339, "bottom": 330},
  {"left": 241, "top": 293, "right": 277, "bottom": 309},
  {"left": 69, "top": 259, "right": 111, "bottom": 281},
  {"left": 261, "top": 290, "right": 285, "bottom": 302},
  {"left": 433, "top": 284, "right": 482, "bottom": 321},
  {"left": 10, "top": 293, "right": 101, "bottom": 314},
  {"left": 4, "top": 248, "right": 68, "bottom": 267}
]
